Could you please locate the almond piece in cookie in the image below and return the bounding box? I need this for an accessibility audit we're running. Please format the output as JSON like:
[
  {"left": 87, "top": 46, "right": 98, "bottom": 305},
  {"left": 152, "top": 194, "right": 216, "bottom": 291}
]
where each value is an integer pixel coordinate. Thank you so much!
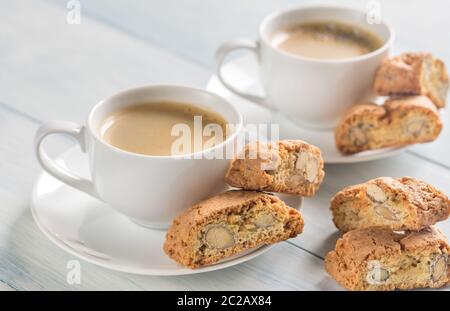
[
  {"left": 325, "top": 227, "right": 450, "bottom": 291},
  {"left": 225, "top": 140, "right": 325, "bottom": 196},
  {"left": 163, "top": 190, "right": 304, "bottom": 268},
  {"left": 335, "top": 96, "right": 442, "bottom": 154},
  {"left": 374, "top": 52, "right": 449, "bottom": 108},
  {"left": 331, "top": 177, "right": 450, "bottom": 232}
]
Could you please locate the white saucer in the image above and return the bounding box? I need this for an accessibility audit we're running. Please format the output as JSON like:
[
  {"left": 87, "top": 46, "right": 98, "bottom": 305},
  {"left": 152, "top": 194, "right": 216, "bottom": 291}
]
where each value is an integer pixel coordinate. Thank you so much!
[
  {"left": 206, "top": 55, "right": 406, "bottom": 163},
  {"left": 30, "top": 147, "right": 275, "bottom": 276}
]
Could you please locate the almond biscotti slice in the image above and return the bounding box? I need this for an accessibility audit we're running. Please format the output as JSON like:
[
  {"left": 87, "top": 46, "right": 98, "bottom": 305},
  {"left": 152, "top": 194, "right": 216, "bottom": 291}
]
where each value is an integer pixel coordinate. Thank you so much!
[
  {"left": 225, "top": 140, "right": 325, "bottom": 196},
  {"left": 335, "top": 96, "right": 442, "bottom": 154},
  {"left": 164, "top": 190, "right": 304, "bottom": 268},
  {"left": 325, "top": 227, "right": 450, "bottom": 291},
  {"left": 331, "top": 177, "right": 450, "bottom": 232},
  {"left": 373, "top": 52, "right": 449, "bottom": 108}
]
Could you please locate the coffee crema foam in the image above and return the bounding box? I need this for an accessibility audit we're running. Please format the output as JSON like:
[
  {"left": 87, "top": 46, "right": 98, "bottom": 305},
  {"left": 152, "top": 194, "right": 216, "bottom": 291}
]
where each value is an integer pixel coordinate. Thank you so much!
[{"left": 271, "top": 20, "right": 383, "bottom": 59}]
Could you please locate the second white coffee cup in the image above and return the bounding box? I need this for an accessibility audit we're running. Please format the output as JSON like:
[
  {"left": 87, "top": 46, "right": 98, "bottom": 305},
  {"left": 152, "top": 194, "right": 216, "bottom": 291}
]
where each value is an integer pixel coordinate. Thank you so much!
[{"left": 215, "top": 5, "right": 394, "bottom": 129}]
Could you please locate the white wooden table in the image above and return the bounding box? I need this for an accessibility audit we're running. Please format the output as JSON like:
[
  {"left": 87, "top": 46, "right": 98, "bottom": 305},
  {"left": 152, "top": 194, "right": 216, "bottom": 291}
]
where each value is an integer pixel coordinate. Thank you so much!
[{"left": 1, "top": 0, "right": 449, "bottom": 290}]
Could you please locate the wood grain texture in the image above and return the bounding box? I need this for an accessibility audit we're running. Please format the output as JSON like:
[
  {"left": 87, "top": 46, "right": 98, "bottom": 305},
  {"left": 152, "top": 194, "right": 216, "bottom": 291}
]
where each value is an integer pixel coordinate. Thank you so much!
[
  {"left": 0, "top": 0, "right": 209, "bottom": 124},
  {"left": 409, "top": 109, "right": 450, "bottom": 168},
  {"left": 1, "top": 0, "right": 449, "bottom": 290}
]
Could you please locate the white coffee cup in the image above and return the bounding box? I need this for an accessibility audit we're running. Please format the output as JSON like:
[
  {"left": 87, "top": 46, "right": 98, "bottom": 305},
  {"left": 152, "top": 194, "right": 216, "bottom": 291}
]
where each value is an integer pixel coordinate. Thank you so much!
[
  {"left": 34, "top": 85, "right": 243, "bottom": 229},
  {"left": 215, "top": 6, "right": 394, "bottom": 129}
]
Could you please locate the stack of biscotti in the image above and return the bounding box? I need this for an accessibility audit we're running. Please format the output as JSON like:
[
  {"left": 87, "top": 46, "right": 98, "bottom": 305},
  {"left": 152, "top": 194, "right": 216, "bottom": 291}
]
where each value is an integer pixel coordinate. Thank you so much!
[
  {"left": 164, "top": 140, "right": 325, "bottom": 269},
  {"left": 325, "top": 177, "right": 450, "bottom": 290},
  {"left": 336, "top": 53, "right": 448, "bottom": 154}
]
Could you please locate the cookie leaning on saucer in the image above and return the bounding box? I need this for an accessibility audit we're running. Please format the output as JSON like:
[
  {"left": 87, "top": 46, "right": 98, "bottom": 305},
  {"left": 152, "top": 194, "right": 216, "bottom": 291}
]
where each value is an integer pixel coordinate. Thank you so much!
[
  {"left": 163, "top": 190, "right": 304, "bottom": 268},
  {"left": 331, "top": 177, "right": 450, "bottom": 232},
  {"left": 335, "top": 96, "right": 442, "bottom": 154},
  {"left": 374, "top": 52, "right": 449, "bottom": 108},
  {"left": 225, "top": 140, "right": 325, "bottom": 196},
  {"left": 325, "top": 227, "right": 450, "bottom": 291}
]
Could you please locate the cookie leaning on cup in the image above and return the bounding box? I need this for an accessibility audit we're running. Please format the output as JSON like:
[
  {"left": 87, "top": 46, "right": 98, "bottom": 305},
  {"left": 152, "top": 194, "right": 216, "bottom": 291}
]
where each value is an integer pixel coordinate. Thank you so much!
[
  {"left": 374, "top": 52, "right": 449, "bottom": 108},
  {"left": 325, "top": 227, "right": 450, "bottom": 291},
  {"left": 331, "top": 177, "right": 450, "bottom": 232},
  {"left": 335, "top": 96, "right": 442, "bottom": 154},
  {"left": 225, "top": 140, "right": 325, "bottom": 196},
  {"left": 163, "top": 190, "right": 304, "bottom": 268}
]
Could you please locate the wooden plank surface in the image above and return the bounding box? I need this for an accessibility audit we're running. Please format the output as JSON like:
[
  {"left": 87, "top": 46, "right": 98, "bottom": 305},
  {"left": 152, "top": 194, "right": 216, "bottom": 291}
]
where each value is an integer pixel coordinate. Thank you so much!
[
  {"left": 1, "top": 0, "right": 449, "bottom": 290},
  {"left": 46, "top": 0, "right": 450, "bottom": 66},
  {"left": 44, "top": 0, "right": 450, "bottom": 166},
  {"left": 0, "top": 0, "right": 336, "bottom": 291}
]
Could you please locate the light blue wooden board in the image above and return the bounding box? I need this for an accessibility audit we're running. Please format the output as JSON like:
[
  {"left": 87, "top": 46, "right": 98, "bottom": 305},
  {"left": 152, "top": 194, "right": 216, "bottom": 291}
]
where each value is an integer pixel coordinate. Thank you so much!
[
  {"left": 1, "top": 0, "right": 450, "bottom": 290},
  {"left": 0, "top": 0, "right": 209, "bottom": 124},
  {"left": 46, "top": 0, "right": 450, "bottom": 66}
]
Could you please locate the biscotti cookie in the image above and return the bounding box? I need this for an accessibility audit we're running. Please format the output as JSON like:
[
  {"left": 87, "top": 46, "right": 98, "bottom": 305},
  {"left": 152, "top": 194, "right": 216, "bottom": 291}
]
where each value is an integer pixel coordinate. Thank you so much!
[
  {"left": 331, "top": 177, "right": 449, "bottom": 232},
  {"left": 164, "top": 190, "right": 304, "bottom": 268},
  {"left": 225, "top": 140, "right": 325, "bottom": 196},
  {"left": 335, "top": 96, "right": 442, "bottom": 154},
  {"left": 374, "top": 53, "right": 449, "bottom": 108},
  {"left": 325, "top": 227, "right": 450, "bottom": 291}
]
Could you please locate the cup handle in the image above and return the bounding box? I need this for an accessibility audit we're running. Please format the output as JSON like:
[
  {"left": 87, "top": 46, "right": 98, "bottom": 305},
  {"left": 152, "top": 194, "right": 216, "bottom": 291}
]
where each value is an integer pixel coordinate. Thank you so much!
[
  {"left": 215, "top": 39, "right": 269, "bottom": 107},
  {"left": 34, "top": 121, "right": 100, "bottom": 199}
]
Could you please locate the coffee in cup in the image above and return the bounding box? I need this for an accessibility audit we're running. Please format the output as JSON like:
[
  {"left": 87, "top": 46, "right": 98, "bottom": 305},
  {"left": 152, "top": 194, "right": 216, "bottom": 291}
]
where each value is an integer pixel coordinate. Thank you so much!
[{"left": 100, "top": 101, "right": 227, "bottom": 156}]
